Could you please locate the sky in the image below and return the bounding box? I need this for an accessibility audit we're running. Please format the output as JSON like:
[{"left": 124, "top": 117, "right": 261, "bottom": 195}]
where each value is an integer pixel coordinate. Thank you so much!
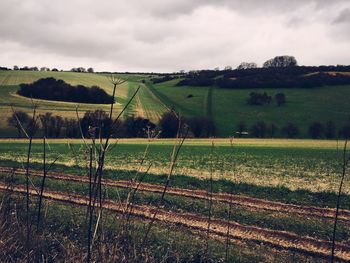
[{"left": 0, "top": 0, "right": 349, "bottom": 72}]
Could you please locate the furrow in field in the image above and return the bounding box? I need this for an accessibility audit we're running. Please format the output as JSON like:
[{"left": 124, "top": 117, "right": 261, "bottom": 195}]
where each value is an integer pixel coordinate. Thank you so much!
[
  {"left": 0, "top": 182, "right": 349, "bottom": 261},
  {"left": 1, "top": 166, "right": 349, "bottom": 223}
]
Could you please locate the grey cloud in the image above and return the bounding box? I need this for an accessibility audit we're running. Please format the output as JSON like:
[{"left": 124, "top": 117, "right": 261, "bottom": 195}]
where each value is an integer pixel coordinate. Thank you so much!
[
  {"left": 333, "top": 8, "right": 350, "bottom": 24},
  {"left": 0, "top": 0, "right": 350, "bottom": 72}
]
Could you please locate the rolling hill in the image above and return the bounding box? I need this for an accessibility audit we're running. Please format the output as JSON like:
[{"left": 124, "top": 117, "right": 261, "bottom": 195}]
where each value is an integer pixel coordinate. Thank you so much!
[
  {"left": 149, "top": 78, "right": 350, "bottom": 137},
  {"left": 1, "top": 69, "right": 350, "bottom": 137},
  {"left": 0, "top": 70, "right": 167, "bottom": 136}
]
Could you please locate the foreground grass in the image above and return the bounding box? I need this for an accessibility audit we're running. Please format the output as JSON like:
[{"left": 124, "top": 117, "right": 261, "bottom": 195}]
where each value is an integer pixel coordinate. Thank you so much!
[
  {"left": 0, "top": 192, "right": 318, "bottom": 262},
  {"left": 2, "top": 172, "right": 349, "bottom": 244}
]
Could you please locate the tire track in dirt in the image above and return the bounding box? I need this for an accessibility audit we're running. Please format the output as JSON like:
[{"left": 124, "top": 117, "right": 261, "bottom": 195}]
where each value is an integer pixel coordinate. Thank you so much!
[
  {"left": 1, "top": 166, "right": 350, "bottom": 223},
  {"left": 0, "top": 182, "right": 350, "bottom": 261}
]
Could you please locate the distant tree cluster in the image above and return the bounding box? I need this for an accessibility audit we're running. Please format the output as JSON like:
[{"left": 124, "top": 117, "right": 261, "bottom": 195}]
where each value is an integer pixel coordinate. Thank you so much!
[
  {"left": 185, "top": 116, "right": 216, "bottom": 137},
  {"left": 18, "top": 78, "right": 114, "bottom": 104},
  {"left": 247, "top": 92, "right": 286, "bottom": 106},
  {"left": 158, "top": 112, "right": 215, "bottom": 138},
  {"left": 235, "top": 119, "right": 350, "bottom": 139},
  {"left": 70, "top": 67, "right": 94, "bottom": 73},
  {"left": 14, "top": 66, "right": 39, "bottom": 71},
  {"left": 175, "top": 56, "right": 350, "bottom": 89},
  {"left": 263, "top": 56, "right": 298, "bottom": 68},
  {"left": 238, "top": 121, "right": 299, "bottom": 138},
  {"left": 9, "top": 66, "right": 62, "bottom": 71},
  {"left": 308, "top": 120, "right": 350, "bottom": 139},
  {"left": 275, "top": 93, "right": 286, "bottom": 106},
  {"left": 7, "top": 110, "right": 216, "bottom": 139},
  {"left": 7, "top": 110, "right": 155, "bottom": 138},
  {"left": 236, "top": 62, "right": 258, "bottom": 70},
  {"left": 176, "top": 71, "right": 215, "bottom": 87},
  {"left": 247, "top": 92, "right": 272, "bottom": 105},
  {"left": 7, "top": 111, "right": 39, "bottom": 138},
  {"left": 249, "top": 121, "right": 278, "bottom": 138},
  {"left": 217, "top": 71, "right": 350, "bottom": 89},
  {"left": 151, "top": 75, "right": 177, "bottom": 84}
]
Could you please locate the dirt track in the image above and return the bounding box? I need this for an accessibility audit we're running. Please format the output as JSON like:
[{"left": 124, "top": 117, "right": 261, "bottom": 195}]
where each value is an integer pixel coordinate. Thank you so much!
[
  {"left": 0, "top": 182, "right": 350, "bottom": 261},
  {"left": 1, "top": 166, "right": 349, "bottom": 223}
]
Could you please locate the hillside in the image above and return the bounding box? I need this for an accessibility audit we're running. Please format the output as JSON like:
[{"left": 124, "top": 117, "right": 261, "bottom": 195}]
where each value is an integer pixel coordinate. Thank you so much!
[
  {"left": 1, "top": 70, "right": 350, "bottom": 138},
  {"left": 149, "top": 78, "right": 350, "bottom": 137},
  {"left": 0, "top": 70, "right": 167, "bottom": 137}
]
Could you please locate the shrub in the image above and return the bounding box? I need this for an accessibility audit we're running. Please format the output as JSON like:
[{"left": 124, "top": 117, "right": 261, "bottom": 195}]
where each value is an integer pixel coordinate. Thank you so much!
[
  {"left": 80, "top": 110, "right": 112, "bottom": 138},
  {"left": 247, "top": 92, "right": 272, "bottom": 106},
  {"left": 267, "top": 123, "right": 278, "bottom": 138},
  {"left": 158, "top": 112, "right": 180, "bottom": 138},
  {"left": 7, "top": 111, "right": 31, "bottom": 138},
  {"left": 236, "top": 121, "right": 247, "bottom": 137},
  {"left": 281, "top": 123, "right": 299, "bottom": 138},
  {"left": 325, "top": 120, "right": 336, "bottom": 139},
  {"left": 339, "top": 118, "right": 350, "bottom": 139},
  {"left": 250, "top": 121, "right": 267, "bottom": 138},
  {"left": 275, "top": 93, "right": 286, "bottom": 106},
  {"left": 263, "top": 56, "right": 298, "bottom": 68},
  {"left": 122, "top": 116, "right": 156, "bottom": 138},
  {"left": 308, "top": 122, "right": 324, "bottom": 139},
  {"left": 39, "top": 113, "right": 63, "bottom": 138},
  {"left": 186, "top": 117, "right": 215, "bottom": 138}
]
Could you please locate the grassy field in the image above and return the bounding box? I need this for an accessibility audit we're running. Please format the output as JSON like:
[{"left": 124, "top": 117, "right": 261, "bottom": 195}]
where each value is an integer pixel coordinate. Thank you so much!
[
  {"left": 2, "top": 70, "right": 350, "bottom": 138},
  {"left": 0, "top": 138, "right": 348, "bottom": 196},
  {"left": 0, "top": 70, "right": 166, "bottom": 136},
  {"left": 151, "top": 79, "right": 350, "bottom": 136},
  {"left": 0, "top": 138, "right": 348, "bottom": 262}
]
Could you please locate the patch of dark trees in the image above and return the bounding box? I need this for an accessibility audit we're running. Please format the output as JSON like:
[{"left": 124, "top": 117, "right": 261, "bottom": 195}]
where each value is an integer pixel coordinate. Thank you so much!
[
  {"left": 247, "top": 92, "right": 286, "bottom": 106},
  {"left": 7, "top": 109, "right": 350, "bottom": 139},
  {"left": 158, "top": 112, "right": 216, "bottom": 138},
  {"left": 236, "top": 119, "right": 350, "bottom": 139},
  {"left": 0, "top": 65, "right": 94, "bottom": 72},
  {"left": 14, "top": 66, "right": 39, "bottom": 71},
  {"left": 70, "top": 67, "right": 94, "bottom": 73},
  {"left": 217, "top": 71, "right": 350, "bottom": 89},
  {"left": 7, "top": 110, "right": 216, "bottom": 139},
  {"left": 17, "top": 78, "right": 114, "bottom": 104},
  {"left": 151, "top": 75, "right": 179, "bottom": 84},
  {"left": 11, "top": 66, "right": 58, "bottom": 71},
  {"left": 178, "top": 67, "right": 350, "bottom": 89},
  {"left": 175, "top": 56, "right": 350, "bottom": 89}
]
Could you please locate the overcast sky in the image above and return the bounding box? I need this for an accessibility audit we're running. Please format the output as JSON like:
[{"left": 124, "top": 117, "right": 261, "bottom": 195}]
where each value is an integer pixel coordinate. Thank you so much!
[{"left": 0, "top": 0, "right": 349, "bottom": 72}]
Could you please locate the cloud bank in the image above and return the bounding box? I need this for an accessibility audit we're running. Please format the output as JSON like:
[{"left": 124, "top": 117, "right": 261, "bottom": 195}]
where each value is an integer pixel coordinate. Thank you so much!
[{"left": 0, "top": 0, "right": 349, "bottom": 72}]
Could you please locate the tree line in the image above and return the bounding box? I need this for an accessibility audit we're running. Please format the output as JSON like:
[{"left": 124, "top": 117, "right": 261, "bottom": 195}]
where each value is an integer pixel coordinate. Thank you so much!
[
  {"left": 175, "top": 56, "right": 350, "bottom": 89},
  {"left": 18, "top": 78, "right": 114, "bottom": 104},
  {"left": 7, "top": 110, "right": 216, "bottom": 139},
  {"left": 236, "top": 119, "right": 350, "bottom": 139},
  {"left": 8, "top": 109, "right": 350, "bottom": 139},
  {"left": 0, "top": 66, "right": 95, "bottom": 72}
]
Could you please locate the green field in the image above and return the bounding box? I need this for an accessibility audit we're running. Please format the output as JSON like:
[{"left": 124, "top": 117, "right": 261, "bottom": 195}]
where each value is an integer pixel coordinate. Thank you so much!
[
  {"left": 1, "top": 70, "right": 350, "bottom": 138},
  {"left": 0, "top": 138, "right": 348, "bottom": 196},
  {"left": 0, "top": 70, "right": 167, "bottom": 136},
  {"left": 0, "top": 138, "right": 349, "bottom": 262},
  {"left": 151, "top": 79, "right": 350, "bottom": 136}
]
